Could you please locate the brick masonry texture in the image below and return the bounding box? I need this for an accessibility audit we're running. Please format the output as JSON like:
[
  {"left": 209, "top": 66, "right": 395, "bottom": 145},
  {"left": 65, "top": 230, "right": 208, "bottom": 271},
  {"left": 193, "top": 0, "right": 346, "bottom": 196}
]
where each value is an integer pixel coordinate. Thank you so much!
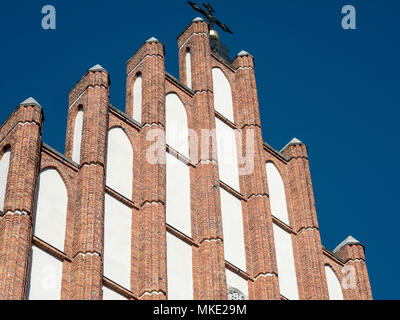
[{"left": 0, "top": 19, "right": 372, "bottom": 300}]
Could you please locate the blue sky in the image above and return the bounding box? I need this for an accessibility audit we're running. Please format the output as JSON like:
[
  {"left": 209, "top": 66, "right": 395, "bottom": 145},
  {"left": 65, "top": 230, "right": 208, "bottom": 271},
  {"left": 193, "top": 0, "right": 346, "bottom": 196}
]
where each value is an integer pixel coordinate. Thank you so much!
[{"left": 0, "top": 0, "right": 398, "bottom": 299}]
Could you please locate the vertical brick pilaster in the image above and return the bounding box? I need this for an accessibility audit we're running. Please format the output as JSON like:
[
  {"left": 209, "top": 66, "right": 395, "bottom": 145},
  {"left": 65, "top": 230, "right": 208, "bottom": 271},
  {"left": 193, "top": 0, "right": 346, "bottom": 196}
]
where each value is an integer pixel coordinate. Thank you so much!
[
  {"left": 178, "top": 19, "right": 227, "bottom": 300},
  {"left": 127, "top": 39, "right": 168, "bottom": 300},
  {"left": 0, "top": 102, "right": 43, "bottom": 300},
  {"left": 335, "top": 241, "right": 372, "bottom": 300},
  {"left": 281, "top": 141, "right": 328, "bottom": 300},
  {"left": 69, "top": 66, "right": 109, "bottom": 300},
  {"left": 232, "top": 53, "right": 280, "bottom": 300}
]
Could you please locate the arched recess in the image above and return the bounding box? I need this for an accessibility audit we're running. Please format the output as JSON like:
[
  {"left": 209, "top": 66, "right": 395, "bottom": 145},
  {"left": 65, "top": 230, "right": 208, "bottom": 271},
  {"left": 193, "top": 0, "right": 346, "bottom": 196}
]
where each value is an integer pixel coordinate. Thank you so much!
[
  {"left": 220, "top": 188, "right": 246, "bottom": 271},
  {"left": 0, "top": 147, "right": 11, "bottom": 213},
  {"left": 325, "top": 265, "right": 344, "bottom": 300},
  {"left": 133, "top": 74, "right": 142, "bottom": 123},
  {"left": 215, "top": 118, "right": 240, "bottom": 192},
  {"left": 186, "top": 48, "right": 192, "bottom": 89},
  {"left": 266, "top": 162, "right": 290, "bottom": 225},
  {"left": 212, "top": 67, "right": 234, "bottom": 122},
  {"left": 166, "top": 152, "right": 191, "bottom": 236},
  {"left": 27, "top": 246, "right": 63, "bottom": 300},
  {"left": 104, "top": 193, "right": 132, "bottom": 290},
  {"left": 166, "top": 232, "right": 193, "bottom": 300},
  {"left": 106, "top": 127, "right": 133, "bottom": 200},
  {"left": 72, "top": 106, "right": 84, "bottom": 164},
  {"left": 34, "top": 168, "right": 68, "bottom": 252},
  {"left": 273, "top": 223, "right": 299, "bottom": 300},
  {"left": 165, "top": 93, "right": 189, "bottom": 158}
]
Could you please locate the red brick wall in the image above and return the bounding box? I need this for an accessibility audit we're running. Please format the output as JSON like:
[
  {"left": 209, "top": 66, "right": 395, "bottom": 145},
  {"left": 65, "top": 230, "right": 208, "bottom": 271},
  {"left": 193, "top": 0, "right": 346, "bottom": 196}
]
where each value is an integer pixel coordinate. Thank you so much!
[
  {"left": 178, "top": 19, "right": 227, "bottom": 300},
  {"left": 0, "top": 103, "right": 43, "bottom": 300},
  {"left": 67, "top": 67, "right": 110, "bottom": 300},
  {"left": 281, "top": 143, "right": 329, "bottom": 299},
  {"left": 0, "top": 19, "right": 372, "bottom": 301},
  {"left": 232, "top": 53, "right": 280, "bottom": 300}
]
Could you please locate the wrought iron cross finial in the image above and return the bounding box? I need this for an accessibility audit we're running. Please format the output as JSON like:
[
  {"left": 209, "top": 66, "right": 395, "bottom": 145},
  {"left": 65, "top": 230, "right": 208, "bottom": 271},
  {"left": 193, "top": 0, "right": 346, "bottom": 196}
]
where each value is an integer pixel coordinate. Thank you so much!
[{"left": 187, "top": 1, "right": 233, "bottom": 34}]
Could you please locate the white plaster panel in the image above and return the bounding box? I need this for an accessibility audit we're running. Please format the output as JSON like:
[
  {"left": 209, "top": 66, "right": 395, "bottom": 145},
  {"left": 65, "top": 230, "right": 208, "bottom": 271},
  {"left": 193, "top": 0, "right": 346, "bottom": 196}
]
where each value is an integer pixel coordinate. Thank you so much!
[
  {"left": 212, "top": 68, "right": 234, "bottom": 122},
  {"left": 27, "top": 246, "right": 62, "bottom": 300},
  {"left": 167, "top": 233, "right": 193, "bottom": 300},
  {"left": 34, "top": 169, "right": 68, "bottom": 252},
  {"left": 273, "top": 224, "right": 299, "bottom": 300},
  {"left": 106, "top": 127, "right": 133, "bottom": 200},
  {"left": 104, "top": 194, "right": 132, "bottom": 290},
  {"left": 0, "top": 149, "right": 10, "bottom": 212},
  {"left": 133, "top": 75, "right": 142, "bottom": 123},
  {"left": 166, "top": 153, "right": 191, "bottom": 237},
  {"left": 220, "top": 188, "right": 246, "bottom": 271},
  {"left": 186, "top": 51, "right": 192, "bottom": 89},
  {"left": 72, "top": 109, "right": 83, "bottom": 164},
  {"left": 166, "top": 93, "right": 189, "bottom": 158},
  {"left": 215, "top": 118, "right": 240, "bottom": 192},
  {"left": 226, "top": 268, "right": 248, "bottom": 298},
  {"left": 325, "top": 265, "right": 344, "bottom": 300},
  {"left": 266, "top": 162, "right": 290, "bottom": 225},
  {"left": 102, "top": 286, "right": 128, "bottom": 300}
]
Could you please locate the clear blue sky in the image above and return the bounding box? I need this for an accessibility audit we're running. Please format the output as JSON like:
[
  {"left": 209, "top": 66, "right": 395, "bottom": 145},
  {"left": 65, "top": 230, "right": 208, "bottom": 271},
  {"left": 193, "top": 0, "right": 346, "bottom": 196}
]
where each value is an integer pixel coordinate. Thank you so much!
[{"left": 0, "top": 0, "right": 398, "bottom": 300}]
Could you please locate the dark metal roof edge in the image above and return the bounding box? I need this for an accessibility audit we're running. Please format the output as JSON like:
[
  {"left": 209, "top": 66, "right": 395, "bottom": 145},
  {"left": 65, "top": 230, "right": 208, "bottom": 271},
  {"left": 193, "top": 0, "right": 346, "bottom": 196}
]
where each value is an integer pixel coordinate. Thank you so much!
[
  {"left": 109, "top": 104, "right": 142, "bottom": 129},
  {"left": 165, "top": 72, "right": 195, "bottom": 96},
  {"left": 263, "top": 141, "right": 289, "bottom": 162},
  {"left": 322, "top": 246, "right": 345, "bottom": 264},
  {"left": 42, "top": 143, "right": 79, "bottom": 168}
]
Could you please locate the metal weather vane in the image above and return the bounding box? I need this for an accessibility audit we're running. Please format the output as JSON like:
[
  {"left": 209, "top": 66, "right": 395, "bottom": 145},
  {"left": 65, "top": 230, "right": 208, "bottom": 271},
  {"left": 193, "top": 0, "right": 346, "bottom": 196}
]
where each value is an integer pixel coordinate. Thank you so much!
[{"left": 187, "top": 1, "right": 233, "bottom": 34}]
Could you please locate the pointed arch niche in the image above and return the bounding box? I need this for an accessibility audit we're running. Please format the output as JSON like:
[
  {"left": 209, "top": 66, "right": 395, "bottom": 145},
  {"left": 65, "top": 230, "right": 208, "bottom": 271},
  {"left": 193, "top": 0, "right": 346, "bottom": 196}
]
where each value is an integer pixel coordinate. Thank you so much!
[
  {"left": 33, "top": 168, "right": 68, "bottom": 252},
  {"left": 0, "top": 148, "right": 11, "bottom": 213},
  {"left": 266, "top": 162, "right": 290, "bottom": 225},
  {"left": 104, "top": 127, "right": 133, "bottom": 290},
  {"left": 186, "top": 48, "right": 192, "bottom": 89},
  {"left": 132, "top": 73, "right": 143, "bottom": 123},
  {"left": 165, "top": 92, "right": 193, "bottom": 299},
  {"left": 165, "top": 93, "right": 189, "bottom": 158},
  {"left": 72, "top": 106, "right": 84, "bottom": 164},
  {"left": 266, "top": 162, "right": 299, "bottom": 300},
  {"left": 106, "top": 127, "right": 133, "bottom": 200},
  {"left": 212, "top": 67, "right": 234, "bottom": 123}
]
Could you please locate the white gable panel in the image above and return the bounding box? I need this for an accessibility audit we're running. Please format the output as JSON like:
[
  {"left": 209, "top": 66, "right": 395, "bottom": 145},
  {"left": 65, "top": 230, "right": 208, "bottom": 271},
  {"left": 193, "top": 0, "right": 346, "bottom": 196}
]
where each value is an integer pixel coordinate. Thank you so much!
[
  {"left": 273, "top": 224, "right": 299, "bottom": 300},
  {"left": 166, "top": 153, "right": 191, "bottom": 237},
  {"left": 266, "top": 162, "right": 290, "bottom": 225},
  {"left": 215, "top": 118, "right": 240, "bottom": 192},
  {"left": 325, "top": 265, "right": 344, "bottom": 300},
  {"left": 212, "top": 68, "right": 234, "bottom": 122},
  {"left": 27, "top": 246, "right": 62, "bottom": 300},
  {"left": 34, "top": 169, "right": 68, "bottom": 252},
  {"left": 106, "top": 127, "right": 133, "bottom": 200},
  {"left": 0, "top": 149, "right": 10, "bottom": 212},
  {"left": 72, "top": 109, "right": 83, "bottom": 164},
  {"left": 166, "top": 93, "right": 189, "bottom": 158},
  {"left": 104, "top": 194, "right": 132, "bottom": 290},
  {"left": 220, "top": 188, "right": 246, "bottom": 271},
  {"left": 167, "top": 233, "right": 193, "bottom": 300}
]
